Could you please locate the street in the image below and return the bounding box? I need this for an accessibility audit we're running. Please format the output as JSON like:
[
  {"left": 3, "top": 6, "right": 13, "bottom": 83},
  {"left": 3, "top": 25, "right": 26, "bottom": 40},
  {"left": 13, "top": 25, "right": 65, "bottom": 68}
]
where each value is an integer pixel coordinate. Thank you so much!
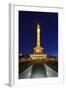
[{"left": 19, "top": 63, "right": 58, "bottom": 79}]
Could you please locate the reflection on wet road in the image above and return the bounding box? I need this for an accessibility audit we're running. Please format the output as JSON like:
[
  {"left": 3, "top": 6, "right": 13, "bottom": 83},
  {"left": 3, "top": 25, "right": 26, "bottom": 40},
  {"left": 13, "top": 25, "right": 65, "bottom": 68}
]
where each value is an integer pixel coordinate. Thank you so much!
[
  {"left": 19, "top": 65, "right": 33, "bottom": 79},
  {"left": 19, "top": 63, "right": 58, "bottom": 79}
]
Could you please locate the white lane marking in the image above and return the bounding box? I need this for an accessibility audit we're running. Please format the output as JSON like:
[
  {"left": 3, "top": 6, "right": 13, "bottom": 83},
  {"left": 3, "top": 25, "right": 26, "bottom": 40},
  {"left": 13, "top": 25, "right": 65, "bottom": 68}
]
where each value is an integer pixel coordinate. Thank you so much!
[
  {"left": 19, "top": 64, "right": 33, "bottom": 79},
  {"left": 44, "top": 64, "right": 58, "bottom": 77}
]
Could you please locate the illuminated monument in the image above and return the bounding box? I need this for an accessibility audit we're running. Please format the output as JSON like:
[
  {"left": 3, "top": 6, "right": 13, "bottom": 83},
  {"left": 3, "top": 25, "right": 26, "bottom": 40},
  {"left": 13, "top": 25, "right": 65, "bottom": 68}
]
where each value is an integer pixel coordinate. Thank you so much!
[
  {"left": 34, "top": 24, "right": 43, "bottom": 54},
  {"left": 30, "top": 23, "right": 47, "bottom": 60}
]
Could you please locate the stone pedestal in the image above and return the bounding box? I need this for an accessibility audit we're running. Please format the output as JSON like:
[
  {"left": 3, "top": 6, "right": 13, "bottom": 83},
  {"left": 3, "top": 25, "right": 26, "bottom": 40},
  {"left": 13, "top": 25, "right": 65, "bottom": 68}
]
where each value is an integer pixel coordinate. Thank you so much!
[{"left": 30, "top": 54, "right": 47, "bottom": 60}]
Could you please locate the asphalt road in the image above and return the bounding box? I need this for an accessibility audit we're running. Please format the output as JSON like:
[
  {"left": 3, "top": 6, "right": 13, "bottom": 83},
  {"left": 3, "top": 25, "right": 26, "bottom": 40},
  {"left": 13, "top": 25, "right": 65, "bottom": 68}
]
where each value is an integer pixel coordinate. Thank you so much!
[
  {"left": 19, "top": 63, "right": 58, "bottom": 79},
  {"left": 31, "top": 64, "right": 47, "bottom": 78}
]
